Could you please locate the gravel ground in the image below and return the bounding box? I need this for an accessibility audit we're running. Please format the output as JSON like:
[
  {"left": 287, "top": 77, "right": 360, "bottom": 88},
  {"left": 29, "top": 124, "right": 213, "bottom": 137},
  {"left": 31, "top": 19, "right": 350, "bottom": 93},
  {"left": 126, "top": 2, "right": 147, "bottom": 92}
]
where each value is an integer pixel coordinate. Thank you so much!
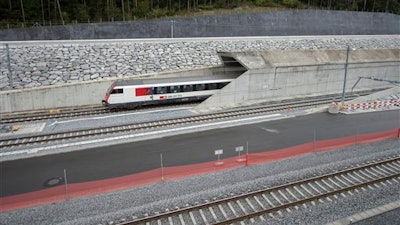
[
  {"left": 352, "top": 208, "right": 400, "bottom": 225},
  {"left": 1, "top": 139, "right": 399, "bottom": 225}
]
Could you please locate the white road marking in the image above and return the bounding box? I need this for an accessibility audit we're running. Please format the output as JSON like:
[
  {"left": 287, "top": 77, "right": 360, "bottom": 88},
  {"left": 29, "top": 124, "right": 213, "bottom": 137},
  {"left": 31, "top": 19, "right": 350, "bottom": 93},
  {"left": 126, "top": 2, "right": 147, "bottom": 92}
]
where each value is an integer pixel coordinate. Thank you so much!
[{"left": 256, "top": 127, "right": 280, "bottom": 133}]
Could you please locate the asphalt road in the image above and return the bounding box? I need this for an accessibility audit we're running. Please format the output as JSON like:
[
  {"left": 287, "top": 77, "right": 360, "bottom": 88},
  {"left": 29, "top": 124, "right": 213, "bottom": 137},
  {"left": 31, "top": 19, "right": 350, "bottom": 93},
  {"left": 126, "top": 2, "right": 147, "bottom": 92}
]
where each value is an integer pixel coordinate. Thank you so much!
[{"left": 1, "top": 110, "right": 399, "bottom": 197}]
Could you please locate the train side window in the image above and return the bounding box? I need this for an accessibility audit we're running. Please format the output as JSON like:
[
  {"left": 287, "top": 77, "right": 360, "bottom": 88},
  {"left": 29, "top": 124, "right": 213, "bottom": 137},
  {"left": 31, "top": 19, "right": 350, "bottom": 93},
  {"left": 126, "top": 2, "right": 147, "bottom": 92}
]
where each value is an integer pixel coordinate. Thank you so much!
[
  {"left": 156, "top": 86, "right": 167, "bottom": 94},
  {"left": 218, "top": 82, "right": 229, "bottom": 89},
  {"left": 182, "top": 85, "right": 193, "bottom": 92},
  {"left": 168, "top": 86, "right": 179, "bottom": 93},
  {"left": 207, "top": 83, "right": 217, "bottom": 90},
  {"left": 111, "top": 88, "right": 123, "bottom": 94},
  {"left": 196, "top": 84, "right": 205, "bottom": 91}
]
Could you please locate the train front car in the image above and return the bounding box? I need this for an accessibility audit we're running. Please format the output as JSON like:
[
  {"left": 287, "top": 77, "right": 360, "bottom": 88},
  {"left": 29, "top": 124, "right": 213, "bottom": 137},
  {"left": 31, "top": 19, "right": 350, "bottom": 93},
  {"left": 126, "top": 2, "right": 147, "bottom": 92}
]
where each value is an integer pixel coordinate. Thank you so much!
[
  {"left": 102, "top": 80, "right": 155, "bottom": 109},
  {"left": 102, "top": 82, "right": 132, "bottom": 109}
]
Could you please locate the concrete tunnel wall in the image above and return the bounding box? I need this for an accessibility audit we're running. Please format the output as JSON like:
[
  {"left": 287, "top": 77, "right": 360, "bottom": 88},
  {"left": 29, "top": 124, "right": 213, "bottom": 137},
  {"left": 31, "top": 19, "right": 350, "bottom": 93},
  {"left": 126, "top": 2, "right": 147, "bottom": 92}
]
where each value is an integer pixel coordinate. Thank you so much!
[{"left": 194, "top": 49, "right": 400, "bottom": 112}]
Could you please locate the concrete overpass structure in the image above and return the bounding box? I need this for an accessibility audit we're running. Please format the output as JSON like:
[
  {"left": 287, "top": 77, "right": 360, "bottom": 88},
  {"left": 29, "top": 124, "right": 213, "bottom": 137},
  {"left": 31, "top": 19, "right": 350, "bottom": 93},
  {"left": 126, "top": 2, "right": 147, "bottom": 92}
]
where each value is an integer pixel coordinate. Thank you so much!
[{"left": 195, "top": 49, "right": 400, "bottom": 112}]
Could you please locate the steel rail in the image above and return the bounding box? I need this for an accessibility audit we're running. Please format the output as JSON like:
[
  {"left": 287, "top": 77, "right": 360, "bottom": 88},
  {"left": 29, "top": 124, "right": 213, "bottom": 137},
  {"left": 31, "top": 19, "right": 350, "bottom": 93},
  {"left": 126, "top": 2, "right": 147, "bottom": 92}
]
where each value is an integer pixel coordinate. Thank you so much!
[
  {"left": 0, "top": 105, "right": 108, "bottom": 124},
  {"left": 119, "top": 156, "right": 400, "bottom": 225},
  {"left": 0, "top": 102, "right": 200, "bottom": 124},
  {"left": 215, "top": 173, "right": 399, "bottom": 225}
]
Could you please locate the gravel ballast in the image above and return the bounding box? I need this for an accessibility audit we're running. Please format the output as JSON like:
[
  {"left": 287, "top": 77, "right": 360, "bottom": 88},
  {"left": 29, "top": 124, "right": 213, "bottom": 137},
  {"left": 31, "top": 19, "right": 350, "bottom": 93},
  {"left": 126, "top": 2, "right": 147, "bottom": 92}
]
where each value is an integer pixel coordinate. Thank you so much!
[{"left": 1, "top": 139, "right": 399, "bottom": 225}]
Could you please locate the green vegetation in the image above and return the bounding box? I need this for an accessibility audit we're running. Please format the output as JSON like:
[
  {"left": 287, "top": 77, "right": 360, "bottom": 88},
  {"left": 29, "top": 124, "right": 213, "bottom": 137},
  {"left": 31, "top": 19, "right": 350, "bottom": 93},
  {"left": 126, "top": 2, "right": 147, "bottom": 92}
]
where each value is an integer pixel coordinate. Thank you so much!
[{"left": 1, "top": 0, "right": 399, "bottom": 28}]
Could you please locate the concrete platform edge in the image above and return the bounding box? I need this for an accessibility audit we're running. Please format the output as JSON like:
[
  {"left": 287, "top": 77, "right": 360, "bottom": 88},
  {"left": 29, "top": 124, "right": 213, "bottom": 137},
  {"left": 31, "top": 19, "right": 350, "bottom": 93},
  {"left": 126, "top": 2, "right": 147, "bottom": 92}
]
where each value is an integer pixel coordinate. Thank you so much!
[{"left": 325, "top": 199, "right": 400, "bottom": 225}]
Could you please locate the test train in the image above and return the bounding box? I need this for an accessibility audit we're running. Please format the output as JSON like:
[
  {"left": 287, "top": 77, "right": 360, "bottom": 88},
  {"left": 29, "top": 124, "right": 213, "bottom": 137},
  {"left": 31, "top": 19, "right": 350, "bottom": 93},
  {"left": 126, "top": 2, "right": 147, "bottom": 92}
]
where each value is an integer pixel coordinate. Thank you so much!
[{"left": 102, "top": 78, "right": 233, "bottom": 108}]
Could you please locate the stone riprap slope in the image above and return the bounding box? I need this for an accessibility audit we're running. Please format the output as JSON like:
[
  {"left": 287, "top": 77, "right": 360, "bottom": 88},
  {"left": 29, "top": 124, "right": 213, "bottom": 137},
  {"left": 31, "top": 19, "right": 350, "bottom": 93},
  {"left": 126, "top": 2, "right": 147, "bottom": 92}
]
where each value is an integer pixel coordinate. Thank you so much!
[{"left": 0, "top": 36, "right": 399, "bottom": 91}]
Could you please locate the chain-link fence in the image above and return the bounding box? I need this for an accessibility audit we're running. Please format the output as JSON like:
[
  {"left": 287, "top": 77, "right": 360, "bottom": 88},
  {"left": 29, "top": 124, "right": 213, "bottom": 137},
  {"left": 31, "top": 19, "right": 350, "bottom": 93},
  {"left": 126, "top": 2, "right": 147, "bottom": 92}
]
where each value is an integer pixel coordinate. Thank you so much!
[{"left": 1, "top": 10, "right": 399, "bottom": 41}]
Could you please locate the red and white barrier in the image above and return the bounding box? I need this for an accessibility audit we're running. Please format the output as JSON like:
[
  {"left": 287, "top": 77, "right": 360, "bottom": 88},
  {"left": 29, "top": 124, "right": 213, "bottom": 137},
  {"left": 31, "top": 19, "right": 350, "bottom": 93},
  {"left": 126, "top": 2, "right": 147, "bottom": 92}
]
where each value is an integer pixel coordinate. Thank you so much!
[{"left": 341, "top": 99, "right": 400, "bottom": 112}]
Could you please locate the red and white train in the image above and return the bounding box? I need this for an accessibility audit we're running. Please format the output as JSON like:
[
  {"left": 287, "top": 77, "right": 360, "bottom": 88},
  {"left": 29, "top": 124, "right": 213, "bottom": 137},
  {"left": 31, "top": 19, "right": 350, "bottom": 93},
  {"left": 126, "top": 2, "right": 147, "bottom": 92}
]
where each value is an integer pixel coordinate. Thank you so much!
[{"left": 102, "top": 77, "right": 233, "bottom": 108}]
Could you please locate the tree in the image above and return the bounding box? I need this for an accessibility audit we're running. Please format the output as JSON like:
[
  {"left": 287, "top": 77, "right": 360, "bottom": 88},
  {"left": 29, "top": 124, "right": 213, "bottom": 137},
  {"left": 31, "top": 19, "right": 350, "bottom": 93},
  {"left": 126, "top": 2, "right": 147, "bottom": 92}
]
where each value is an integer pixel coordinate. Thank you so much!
[
  {"left": 1, "top": 0, "right": 399, "bottom": 29},
  {"left": 56, "top": 0, "right": 64, "bottom": 24},
  {"left": 41, "top": 0, "right": 45, "bottom": 24},
  {"left": 122, "top": 0, "right": 125, "bottom": 20},
  {"left": 20, "top": 0, "right": 25, "bottom": 26}
]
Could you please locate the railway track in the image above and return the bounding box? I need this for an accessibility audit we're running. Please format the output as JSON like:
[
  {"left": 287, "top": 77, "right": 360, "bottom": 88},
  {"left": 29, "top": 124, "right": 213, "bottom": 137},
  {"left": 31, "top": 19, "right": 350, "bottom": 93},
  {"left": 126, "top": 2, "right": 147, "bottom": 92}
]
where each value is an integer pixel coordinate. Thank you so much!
[
  {"left": 0, "top": 105, "right": 109, "bottom": 124},
  {"left": 0, "top": 89, "right": 382, "bottom": 124},
  {"left": 0, "top": 102, "right": 201, "bottom": 124},
  {"left": 119, "top": 156, "right": 400, "bottom": 225},
  {"left": 0, "top": 95, "right": 369, "bottom": 149}
]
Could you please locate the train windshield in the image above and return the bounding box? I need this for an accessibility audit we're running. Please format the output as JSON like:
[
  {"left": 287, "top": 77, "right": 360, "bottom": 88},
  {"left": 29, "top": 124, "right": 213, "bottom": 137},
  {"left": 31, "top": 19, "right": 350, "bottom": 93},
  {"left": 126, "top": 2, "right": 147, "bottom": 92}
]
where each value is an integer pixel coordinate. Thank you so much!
[{"left": 110, "top": 88, "right": 123, "bottom": 94}]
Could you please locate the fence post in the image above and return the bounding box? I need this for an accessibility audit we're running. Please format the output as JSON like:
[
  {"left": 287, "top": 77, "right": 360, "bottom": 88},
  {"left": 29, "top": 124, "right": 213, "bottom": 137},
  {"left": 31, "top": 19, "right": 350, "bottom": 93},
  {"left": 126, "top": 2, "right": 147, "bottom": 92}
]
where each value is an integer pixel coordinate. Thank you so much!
[
  {"left": 355, "top": 127, "right": 359, "bottom": 144},
  {"left": 245, "top": 141, "right": 249, "bottom": 166},
  {"left": 160, "top": 153, "right": 164, "bottom": 182},
  {"left": 64, "top": 169, "right": 69, "bottom": 200},
  {"left": 313, "top": 128, "right": 316, "bottom": 152},
  {"left": 170, "top": 20, "right": 174, "bottom": 38}
]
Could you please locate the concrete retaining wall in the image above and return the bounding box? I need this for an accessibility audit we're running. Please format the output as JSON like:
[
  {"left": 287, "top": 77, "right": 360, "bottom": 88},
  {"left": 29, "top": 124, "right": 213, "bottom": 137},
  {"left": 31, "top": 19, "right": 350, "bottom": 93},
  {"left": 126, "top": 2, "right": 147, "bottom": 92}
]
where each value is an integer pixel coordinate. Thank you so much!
[
  {"left": 1, "top": 10, "right": 399, "bottom": 41},
  {"left": 0, "top": 80, "right": 112, "bottom": 113}
]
